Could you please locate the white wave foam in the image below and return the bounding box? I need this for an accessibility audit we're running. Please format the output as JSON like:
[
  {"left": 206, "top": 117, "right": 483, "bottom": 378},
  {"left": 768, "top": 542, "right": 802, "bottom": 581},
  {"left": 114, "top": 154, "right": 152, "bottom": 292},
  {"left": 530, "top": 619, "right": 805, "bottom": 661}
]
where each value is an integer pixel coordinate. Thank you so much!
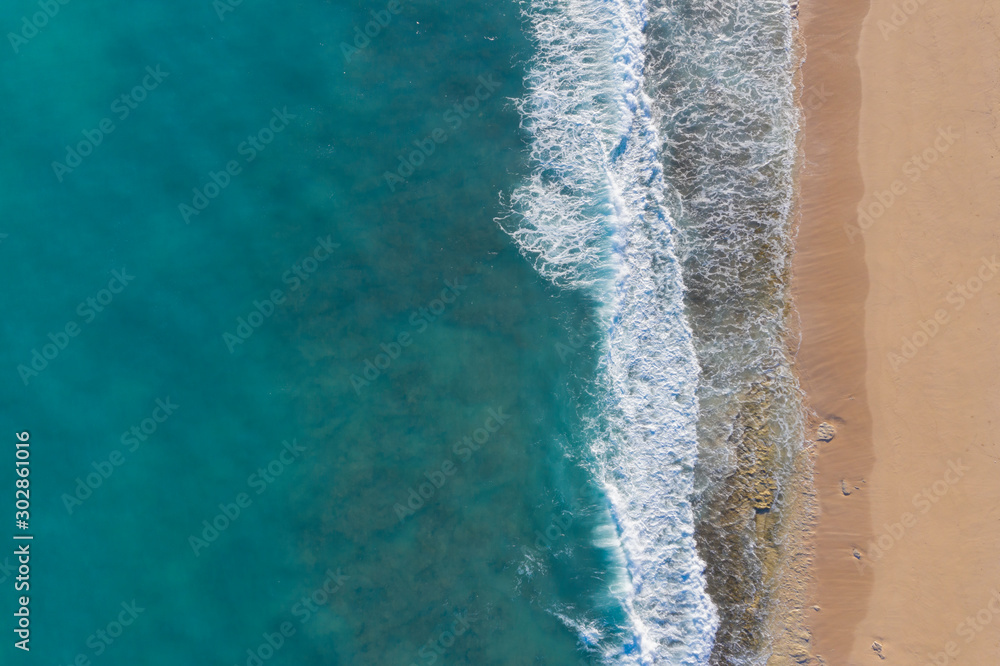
[
  {"left": 641, "top": 2, "right": 803, "bottom": 663},
  {"left": 550, "top": 606, "right": 606, "bottom": 650},
  {"left": 643, "top": 0, "right": 803, "bottom": 501},
  {"left": 501, "top": 0, "right": 720, "bottom": 662}
]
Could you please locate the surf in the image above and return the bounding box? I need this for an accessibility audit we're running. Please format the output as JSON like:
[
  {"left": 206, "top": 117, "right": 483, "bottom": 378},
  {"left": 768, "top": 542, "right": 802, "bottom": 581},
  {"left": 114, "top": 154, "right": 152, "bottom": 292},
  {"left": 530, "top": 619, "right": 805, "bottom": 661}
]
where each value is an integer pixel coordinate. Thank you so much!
[{"left": 500, "top": 0, "right": 720, "bottom": 661}]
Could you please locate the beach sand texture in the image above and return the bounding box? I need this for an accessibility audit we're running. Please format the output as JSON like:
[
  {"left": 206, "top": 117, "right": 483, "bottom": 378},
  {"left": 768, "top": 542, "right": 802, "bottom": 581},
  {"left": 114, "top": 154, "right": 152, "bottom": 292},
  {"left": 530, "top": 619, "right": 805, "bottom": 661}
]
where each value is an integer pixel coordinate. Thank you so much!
[{"left": 796, "top": 0, "right": 1000, "bottom": 663}]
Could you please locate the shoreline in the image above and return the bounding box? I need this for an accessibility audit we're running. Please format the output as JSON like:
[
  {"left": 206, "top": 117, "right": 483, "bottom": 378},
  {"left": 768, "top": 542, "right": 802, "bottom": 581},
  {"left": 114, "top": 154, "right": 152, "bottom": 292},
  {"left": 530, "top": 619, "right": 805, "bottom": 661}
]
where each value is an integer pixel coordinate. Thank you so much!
[
  {"left": 792, "top": 0, "right": 1000, "bottom": 662},
  {"left": 792, "top": 0, "right": 873, "bottom": 662}
]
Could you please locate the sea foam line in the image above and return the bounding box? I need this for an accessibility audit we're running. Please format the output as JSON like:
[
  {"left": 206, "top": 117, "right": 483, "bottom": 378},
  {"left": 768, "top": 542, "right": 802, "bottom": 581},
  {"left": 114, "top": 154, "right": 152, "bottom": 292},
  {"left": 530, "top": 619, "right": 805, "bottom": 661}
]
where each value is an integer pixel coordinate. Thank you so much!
[{"left": 501, "top": 0, "right": 719, "bottom": 662}]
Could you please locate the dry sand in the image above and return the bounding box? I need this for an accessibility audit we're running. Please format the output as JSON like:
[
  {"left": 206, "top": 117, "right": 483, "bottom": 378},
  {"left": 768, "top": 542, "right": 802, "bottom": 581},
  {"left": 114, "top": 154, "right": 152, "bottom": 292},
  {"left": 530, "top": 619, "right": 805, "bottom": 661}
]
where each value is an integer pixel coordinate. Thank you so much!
[{"left": 794, "top": 0, "right": 1000, "bottom": 663}]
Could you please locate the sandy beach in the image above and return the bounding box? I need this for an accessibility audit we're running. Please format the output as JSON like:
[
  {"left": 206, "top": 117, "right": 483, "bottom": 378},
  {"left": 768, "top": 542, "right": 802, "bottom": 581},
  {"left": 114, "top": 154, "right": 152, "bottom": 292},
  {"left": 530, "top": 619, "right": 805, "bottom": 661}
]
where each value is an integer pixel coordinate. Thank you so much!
[{"left": 795, "top": 0, "right": 1000, "bottom": 663}]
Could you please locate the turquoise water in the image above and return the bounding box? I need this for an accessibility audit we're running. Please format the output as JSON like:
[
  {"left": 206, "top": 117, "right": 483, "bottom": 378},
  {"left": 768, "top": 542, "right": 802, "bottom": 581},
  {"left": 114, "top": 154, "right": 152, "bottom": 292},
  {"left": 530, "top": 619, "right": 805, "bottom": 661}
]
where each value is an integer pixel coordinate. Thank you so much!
[
  {"left": 0, "top": 0, "right": 639, "bottom": 663},
  {"left": 1, "top": 0, "right": 802, "bottom": 663}
]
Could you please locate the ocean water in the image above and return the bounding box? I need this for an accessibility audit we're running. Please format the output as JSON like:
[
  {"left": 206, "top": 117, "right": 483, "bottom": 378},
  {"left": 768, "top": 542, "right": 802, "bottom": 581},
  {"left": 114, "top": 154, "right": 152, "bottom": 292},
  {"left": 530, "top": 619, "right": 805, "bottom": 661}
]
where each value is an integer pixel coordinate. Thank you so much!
[
  {"left": 500, "top": 0, "right": 801, "bottom": 662},
  {"left": 1, "top": 0, "right": 799, "bottom": 664}
]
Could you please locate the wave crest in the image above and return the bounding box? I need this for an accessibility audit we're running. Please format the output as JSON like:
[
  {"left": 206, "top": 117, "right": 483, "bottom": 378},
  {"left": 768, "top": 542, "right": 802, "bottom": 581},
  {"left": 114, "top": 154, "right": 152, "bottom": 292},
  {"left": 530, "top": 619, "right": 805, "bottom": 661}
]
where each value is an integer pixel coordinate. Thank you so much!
[{"left": 501, "top": 0, "right": 720, "bottom": 662}]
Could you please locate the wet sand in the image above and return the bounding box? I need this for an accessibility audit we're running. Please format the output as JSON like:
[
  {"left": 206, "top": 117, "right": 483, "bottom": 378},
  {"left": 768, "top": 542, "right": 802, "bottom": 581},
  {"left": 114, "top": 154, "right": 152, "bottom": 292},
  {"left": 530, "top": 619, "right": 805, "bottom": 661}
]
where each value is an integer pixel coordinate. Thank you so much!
[{"left": 794, "top": 0, "right": 1000, "bottom": 663}]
